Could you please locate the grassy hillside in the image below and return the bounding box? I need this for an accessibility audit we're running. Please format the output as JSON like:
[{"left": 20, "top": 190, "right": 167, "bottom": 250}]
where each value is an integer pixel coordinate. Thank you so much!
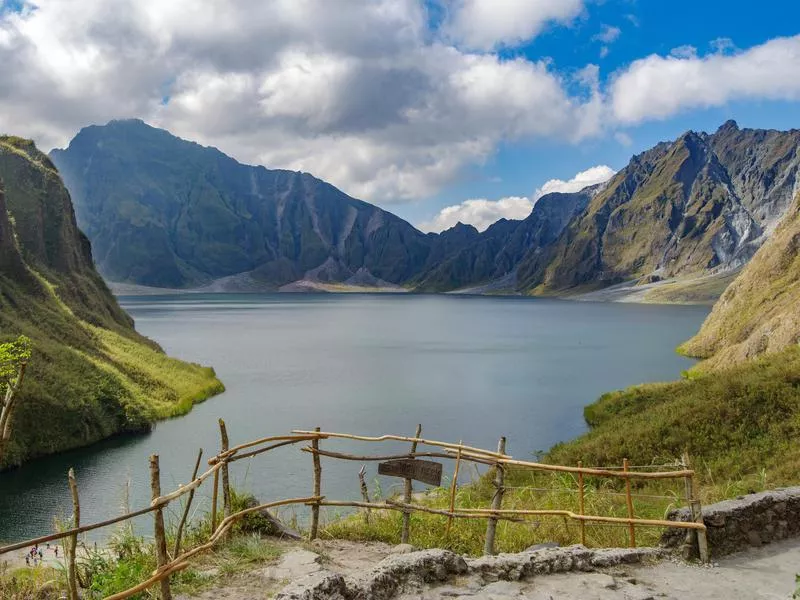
[
  {"left": 548, "top": 346, "right": 800, "bottom": 491},
  {"left": 680, "top": 194, "right": 800, "bottom": 369},
  {"left": 0, "top": 136, "right": 224, "bottom": 468}
]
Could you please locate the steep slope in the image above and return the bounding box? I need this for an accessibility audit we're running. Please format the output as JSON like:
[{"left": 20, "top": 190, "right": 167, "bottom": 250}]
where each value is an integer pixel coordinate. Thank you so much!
[
  {"left": 414, "top": 189, "right": 593, "bottom": 292},
  {"left": 547, "top": 192, "right": 800, "bottom": 491},
  {"left": 518, "top": 122, "right": 800, "bottom": 295},
  {"left": 680, "top": 193, "right": 800, "bottom": 368},
  {"left": 50, "top": 120, "right": 443, "bottom": 289},
  {"left": 0, "top": 136, "right": 223, "bottom": 468}
]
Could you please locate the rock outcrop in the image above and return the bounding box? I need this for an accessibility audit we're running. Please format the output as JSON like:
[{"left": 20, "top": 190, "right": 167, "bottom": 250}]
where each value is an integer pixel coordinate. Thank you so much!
[
  {"left": 664, "top": 487, "right": 800, "bottom": 558},
  {"left": 518, "top": 121, "right": 800, "bottom": 295}
]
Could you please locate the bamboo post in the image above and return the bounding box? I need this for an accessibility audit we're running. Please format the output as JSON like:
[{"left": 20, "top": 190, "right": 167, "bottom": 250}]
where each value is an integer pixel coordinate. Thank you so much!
[
  {"left": 149, "top": 455, "right": 172, "bottom": 600},
  {"left": 446, "top": 441, "right": 463, "bottom": 536},
  {"left": 219, "top": 420, "right": 231, "bottom": 518},
  {"left": 210, "top": 468, "right": 219, "bottom": 534},
  {"left": 67, "top": 468, "right": 80, "bottom": 600},
  {"left": 174, "top": 448, "right": 203, "bottom": 557},
  {"left": 401, "top": 424, "right": 422, "bottom": 544},
  {"left": 358, "top": 465, "right": 371, "bottom": 525},
  {"left": 682, "top": 452, "right": 709, "bottom": 562},
  {"left": 310, "top": 426, "right": 322, "bottom": 540},
  {"left": 623, "top": 458, "right": 636, "bottom": 548},
  {"left": 578, "top": 460, "right": 586, "bottom": 547},
  {"left": 483, "top": 436, "right": 506, "bottom": 555}
]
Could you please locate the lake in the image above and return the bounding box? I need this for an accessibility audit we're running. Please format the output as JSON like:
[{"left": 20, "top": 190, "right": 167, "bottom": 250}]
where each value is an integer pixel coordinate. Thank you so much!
[{"left": 0, "top": 294, "right": 709, "bottom": 544}]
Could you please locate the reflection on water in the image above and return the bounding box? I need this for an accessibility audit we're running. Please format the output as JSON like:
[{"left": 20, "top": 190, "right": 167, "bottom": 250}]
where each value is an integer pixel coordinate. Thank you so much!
[{"left": 0, "top": 294, "right": 708, "bottom": 543}]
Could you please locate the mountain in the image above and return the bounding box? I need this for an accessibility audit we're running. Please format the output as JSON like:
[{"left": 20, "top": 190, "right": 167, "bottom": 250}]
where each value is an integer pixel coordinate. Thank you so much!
[
  {"left": 50, "top": 119, "right": 457, "bottom": 290},
  {"left": 0, "top": 135, "right": 223, "bottom": 468},
  {"left": 51, "top": 120, "right": 800, "bottom": 298},
  {"left": 680, "top": 192, "right": 800, "bottom": 368},
  {"left": 548, "top": 192, "right": 800, "bottom": 491},
  {"left": 518, "top": 121, "right": 800, "bottom": 295},
  {"left": 413, "top": 188, "right": 595, "bottom": 292}
]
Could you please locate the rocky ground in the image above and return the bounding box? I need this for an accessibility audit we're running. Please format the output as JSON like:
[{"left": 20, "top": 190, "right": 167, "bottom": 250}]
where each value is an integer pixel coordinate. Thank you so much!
[{"left": 176, "top": 537, "right": 800, "bottom": 600}]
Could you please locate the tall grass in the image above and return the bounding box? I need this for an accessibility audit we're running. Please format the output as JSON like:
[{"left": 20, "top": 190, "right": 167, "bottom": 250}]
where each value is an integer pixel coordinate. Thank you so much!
[{"left": 322, "top": 467, "right": 688, "bottom": 555}]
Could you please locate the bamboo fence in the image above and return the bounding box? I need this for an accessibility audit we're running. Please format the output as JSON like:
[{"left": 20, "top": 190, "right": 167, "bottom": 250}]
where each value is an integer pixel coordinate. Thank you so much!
[{"left": 0, "top": 422, "right": 710, "bottom": 600}]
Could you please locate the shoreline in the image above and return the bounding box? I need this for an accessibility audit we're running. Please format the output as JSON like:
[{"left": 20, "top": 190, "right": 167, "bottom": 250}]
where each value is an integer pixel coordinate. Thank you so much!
[{"left": 110, "top": 273, "right": 733, "bottom": 306}]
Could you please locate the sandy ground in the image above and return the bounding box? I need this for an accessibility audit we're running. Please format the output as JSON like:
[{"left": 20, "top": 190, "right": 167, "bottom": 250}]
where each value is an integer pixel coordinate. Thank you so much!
[{"left": 1, "top": 542, "right": 66, "bottom": 571}]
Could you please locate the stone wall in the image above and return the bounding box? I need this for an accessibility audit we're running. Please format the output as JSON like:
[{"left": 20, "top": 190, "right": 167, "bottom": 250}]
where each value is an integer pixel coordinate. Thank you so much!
[{"left": 662, "top": 486, "right": 800, "bottom": 558}]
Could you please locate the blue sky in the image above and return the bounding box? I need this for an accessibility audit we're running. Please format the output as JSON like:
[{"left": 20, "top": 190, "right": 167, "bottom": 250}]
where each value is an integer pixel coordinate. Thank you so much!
[
  {"left": 1, "top": 0, "right": 799, "bottom": 233},
  {"left": 408, "top": 0, "right": 800, "bottom": 229}
]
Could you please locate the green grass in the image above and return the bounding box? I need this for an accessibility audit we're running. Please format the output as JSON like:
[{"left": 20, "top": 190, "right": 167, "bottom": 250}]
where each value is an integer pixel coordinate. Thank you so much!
[
  {"left": 0, "top": 266, "right": 223, "bottom": 468},
  {"left": 0, "top": 488, "right": 284, "bottom": 599},
  {"left": 550, "top": 345, "right": 800, "bottom": 496},
  {"left": 322, "top": 467, "right": 687, "bottom": 555}
]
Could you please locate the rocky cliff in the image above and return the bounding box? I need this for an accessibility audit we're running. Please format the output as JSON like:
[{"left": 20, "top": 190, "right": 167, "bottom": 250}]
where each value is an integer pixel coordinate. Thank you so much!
[
  {"left": 518, "top": 121, "right": 800, "bottom": 294},
  {"left": 0, "top": 135, "right": 223, "bottom": 468}
]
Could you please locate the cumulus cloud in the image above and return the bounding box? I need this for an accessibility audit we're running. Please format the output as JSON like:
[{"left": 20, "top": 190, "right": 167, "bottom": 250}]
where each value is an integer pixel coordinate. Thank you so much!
[
  {"left": 593, "top": 25, "right": 621, "bottom": 44},
  {"left": 446, "top": 0, "right": 584, "bottom": 50},
  {"left": 614, "top": 131, "right": 633, "bottom": 146},
  {"left": 0, "top": 0, "right": 603, "bottom": 204},
  {"left": 418, "top": 196, "right": 533, "bottom": 233},
  {"left": 533, "top": 165, "right": 615, "bottom": 199},
  {"left": 2, "top": 1, "right": 799, "bottom": 209},
  {"left": 611, "top": 34, "right": 800, "bottom": 124},
  {"left": 420, "top": 164, "right": 615, "bottom": 233}
]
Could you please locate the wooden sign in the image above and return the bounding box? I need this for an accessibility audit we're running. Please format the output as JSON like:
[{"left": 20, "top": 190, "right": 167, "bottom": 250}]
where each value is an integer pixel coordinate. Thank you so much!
[{"left": 378, "top": 459, "right": 442, "bottom": 486}]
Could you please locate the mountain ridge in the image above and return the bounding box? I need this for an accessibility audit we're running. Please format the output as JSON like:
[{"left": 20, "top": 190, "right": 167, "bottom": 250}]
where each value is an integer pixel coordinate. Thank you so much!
[
  {"left": 50, "top": 119, "right": 800, "bottom": 300},
  {"left": 520, "top": 121, "right": 800, "bottom": 295}
]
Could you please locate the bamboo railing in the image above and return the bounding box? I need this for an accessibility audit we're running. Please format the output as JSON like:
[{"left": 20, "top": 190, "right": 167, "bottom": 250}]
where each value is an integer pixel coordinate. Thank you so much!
[{"left": 0, "top": 423, "right": 710, "bottom": 600}]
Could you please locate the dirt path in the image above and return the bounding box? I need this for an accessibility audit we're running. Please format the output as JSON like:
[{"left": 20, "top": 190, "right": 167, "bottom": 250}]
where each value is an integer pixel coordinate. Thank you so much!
[
  {"left": 175, "top": 537, "right": 799, "bottom": 599},
  {"left": 401, "top": 538, "right": 800, "bottom": 600}
]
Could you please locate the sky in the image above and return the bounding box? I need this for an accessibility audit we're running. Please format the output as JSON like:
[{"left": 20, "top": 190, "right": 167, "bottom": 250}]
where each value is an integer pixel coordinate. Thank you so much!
[{"left": 1, "top": 0, "right": 799, "bottom": 232}]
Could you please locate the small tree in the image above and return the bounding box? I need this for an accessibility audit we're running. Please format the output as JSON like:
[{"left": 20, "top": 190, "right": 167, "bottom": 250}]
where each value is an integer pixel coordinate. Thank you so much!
[{"left": 0, "top": 334, "right": 31, "bottom": 462}]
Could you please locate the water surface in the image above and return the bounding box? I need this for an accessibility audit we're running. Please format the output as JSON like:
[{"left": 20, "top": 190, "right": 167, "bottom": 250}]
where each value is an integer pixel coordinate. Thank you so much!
[{"left": 0, "top": 294, "right": 708, "bottom": 543}]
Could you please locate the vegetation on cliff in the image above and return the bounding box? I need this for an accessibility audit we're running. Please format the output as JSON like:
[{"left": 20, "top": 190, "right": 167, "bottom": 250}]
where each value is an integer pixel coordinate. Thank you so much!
[
  {"left": 0, "top": 136, "right": 224, "bottom": 468},
  {"left": 680, "top": 193, "right": 800, "bottom": 368}
]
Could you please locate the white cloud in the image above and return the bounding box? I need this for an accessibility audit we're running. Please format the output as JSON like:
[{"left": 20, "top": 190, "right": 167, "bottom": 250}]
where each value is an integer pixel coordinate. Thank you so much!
[
  {"left": 0, "top": 0, "right": 603, "bottom": 204},
  {"left": 446, "top": 0, "right": 584, "bottom": 50},
  {"left": 611, "top": 34, "right": 800, "bottom": 124},
  {"left": 710, "top": 37, "right": 736, "bottom": 54},
  {"left": 418, "top": 196, "right": 533, "bottom": 233},
  {"left": 614, "top": 131, "right": 633, "bottom": 146},
  {"left": 420, "top": 164, "right": 616, "bottom": 233},
  {"left": 593, "top": 25, "right": 620, "bottom": 44},
  {"left": 533, "top": 165, "right": 616, "bottom": 199},
  {"left": 670, "top": 45, "right": 697, "bottom": 59}
]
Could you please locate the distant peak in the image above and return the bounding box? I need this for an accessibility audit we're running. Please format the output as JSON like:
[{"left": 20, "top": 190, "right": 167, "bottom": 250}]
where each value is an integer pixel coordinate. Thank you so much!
[
  {"left": 108, "top": 118, "right": 148, "bottom": 127},
  {"left": 717, "top": 119, "right": 739, "bottom": 133},
  {"left": 443, "top": 222, "right": 479, "bottom": 236}
]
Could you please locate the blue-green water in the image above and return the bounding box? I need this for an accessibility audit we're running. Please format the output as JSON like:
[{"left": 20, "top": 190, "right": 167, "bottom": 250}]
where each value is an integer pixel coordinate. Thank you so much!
[{"left": 0, "top": 294, "right": 708, "bottom": 544}]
